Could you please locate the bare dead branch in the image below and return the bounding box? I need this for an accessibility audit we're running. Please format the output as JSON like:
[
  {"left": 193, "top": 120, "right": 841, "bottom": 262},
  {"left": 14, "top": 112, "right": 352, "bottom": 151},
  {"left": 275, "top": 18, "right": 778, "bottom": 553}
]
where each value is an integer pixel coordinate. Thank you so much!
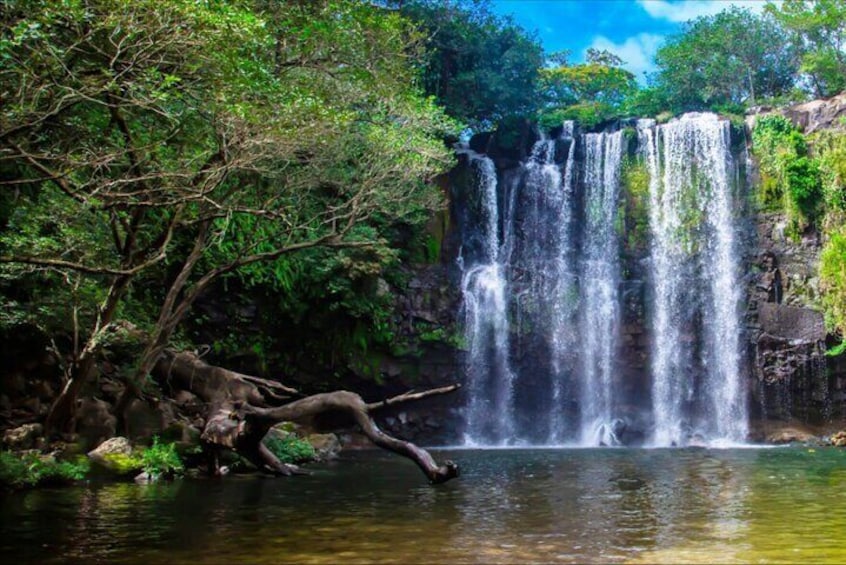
[{"left": 365, "top": 384, "right": 461, "bottom": 411}]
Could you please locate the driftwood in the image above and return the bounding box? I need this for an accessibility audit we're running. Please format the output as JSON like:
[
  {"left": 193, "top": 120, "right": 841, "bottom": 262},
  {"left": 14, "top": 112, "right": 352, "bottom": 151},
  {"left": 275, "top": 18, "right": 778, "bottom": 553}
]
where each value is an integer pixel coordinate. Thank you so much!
[{"left": 155, "top": 350, "right": 460, "bottom": 484}]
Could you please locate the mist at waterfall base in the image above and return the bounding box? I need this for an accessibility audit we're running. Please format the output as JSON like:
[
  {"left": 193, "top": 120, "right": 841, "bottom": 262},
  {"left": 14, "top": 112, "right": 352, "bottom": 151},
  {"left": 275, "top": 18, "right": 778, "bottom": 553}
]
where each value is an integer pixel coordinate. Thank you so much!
[{"left": 458, "top": 113, "right": 748, "bottom": 448}]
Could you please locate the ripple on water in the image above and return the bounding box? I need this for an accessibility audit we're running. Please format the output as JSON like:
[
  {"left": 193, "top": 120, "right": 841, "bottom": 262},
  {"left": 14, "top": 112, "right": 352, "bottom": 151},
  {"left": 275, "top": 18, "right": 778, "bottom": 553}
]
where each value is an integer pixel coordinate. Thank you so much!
[{"left": 2, "top": 448, "right": 846, "bottom": 563}]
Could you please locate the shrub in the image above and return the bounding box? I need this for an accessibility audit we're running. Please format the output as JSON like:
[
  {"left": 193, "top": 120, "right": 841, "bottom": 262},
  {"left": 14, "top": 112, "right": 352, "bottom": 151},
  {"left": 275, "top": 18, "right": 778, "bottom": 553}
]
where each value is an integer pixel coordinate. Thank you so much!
[
  {"left": 813, "top": 130, "right": 846, "bottom": 216},
  {"left": 0, "top": 451, "right": 89, "bottom": 489},
  {"left": 785, "top": 156, "right": 823, "bottom": 217},
  {"left": 263, "top": 434, "right": 315, "bottom": 464},
  {"left": 619, "top": 157, "right": 651, "bottom": 252},
  {"left": 811, "top": 130, "right": 846, "bottom": 355},
  {"left": 752, "top": 115, "right": 822, "bottom": 233},
  {"left": 140, "top": 437, "right": 184, "bottom": 477},
  {"left": 821, "top": 228, "right": 846, "bottom": 346}
]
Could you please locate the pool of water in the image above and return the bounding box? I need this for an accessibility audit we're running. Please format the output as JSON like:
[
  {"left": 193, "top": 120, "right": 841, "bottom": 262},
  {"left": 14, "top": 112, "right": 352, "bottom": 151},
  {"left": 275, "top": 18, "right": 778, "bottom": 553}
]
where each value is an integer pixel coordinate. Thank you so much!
[{"left": 3, "top": 447, "right": 846, "bottom": 563}]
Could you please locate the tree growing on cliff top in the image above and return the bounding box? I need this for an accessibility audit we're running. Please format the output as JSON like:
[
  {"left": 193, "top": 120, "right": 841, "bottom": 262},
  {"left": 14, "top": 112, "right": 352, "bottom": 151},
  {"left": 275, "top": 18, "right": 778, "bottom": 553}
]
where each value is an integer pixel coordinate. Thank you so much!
[
  {"left": 653, "top": 7, "right": 800, "bottom": 112},
  {"left": 537, "top": 48, "right": 637, "bottom": 128},
  {"left": 0, "top": 0, "right": 456, "bottom": 443}
]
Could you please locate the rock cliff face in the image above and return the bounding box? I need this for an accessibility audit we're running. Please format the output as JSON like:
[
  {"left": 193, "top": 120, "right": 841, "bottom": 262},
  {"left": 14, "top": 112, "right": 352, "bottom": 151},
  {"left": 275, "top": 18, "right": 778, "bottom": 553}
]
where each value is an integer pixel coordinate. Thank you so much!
[
  {"left": 744, "top": 93, "right": 846, "bottom": 435},
  {"left": 783, "top": 92, "right": 846, "bottom": 134},
  {"left": 746, "top": 212, "right": 846, "bottom": 436}
]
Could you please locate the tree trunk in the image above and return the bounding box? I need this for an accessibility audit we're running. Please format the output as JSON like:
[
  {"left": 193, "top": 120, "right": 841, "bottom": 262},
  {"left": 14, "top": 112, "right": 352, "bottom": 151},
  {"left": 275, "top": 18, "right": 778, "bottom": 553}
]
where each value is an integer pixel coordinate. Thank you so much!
[
  {"left": 154, "top": 350, "right": 460, "bottom": 484},
  {"left": 44, "top": 358, "right": 94, "bottom": 436},
  {"left": 45, "top": 276, "right": 132, "bottom": 436},
  {"left": 115, "top": 222, "right": 211, "bottom": 431}
]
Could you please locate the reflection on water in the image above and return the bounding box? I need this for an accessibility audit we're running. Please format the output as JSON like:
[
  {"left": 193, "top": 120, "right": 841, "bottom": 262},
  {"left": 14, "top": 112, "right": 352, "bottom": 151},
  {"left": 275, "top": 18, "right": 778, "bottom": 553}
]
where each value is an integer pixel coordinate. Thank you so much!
[{"left": 2, "top": 448, "right": 846, "bottom": 563}]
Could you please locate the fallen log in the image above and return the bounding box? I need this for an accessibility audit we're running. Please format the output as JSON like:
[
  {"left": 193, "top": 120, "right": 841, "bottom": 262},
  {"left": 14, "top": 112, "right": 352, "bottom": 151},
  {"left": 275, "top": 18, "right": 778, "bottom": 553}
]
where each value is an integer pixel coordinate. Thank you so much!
[{"left": 155, "top": 350, "right": 460, "bottom": 483}]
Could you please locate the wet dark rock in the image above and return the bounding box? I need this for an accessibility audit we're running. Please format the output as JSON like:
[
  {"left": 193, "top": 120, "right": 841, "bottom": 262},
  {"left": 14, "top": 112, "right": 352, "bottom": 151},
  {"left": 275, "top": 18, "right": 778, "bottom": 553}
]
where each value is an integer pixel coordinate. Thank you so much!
[
  {"left": 757, "top": 303, "right": 825, "bottom": 343},
  {"left": 76, "top": 397, "right": 117, "bottom": 450},
  {"left": 2, "top": 423, "right": 43, "bottom": 449},
  {"left": 468, "top": 131, "right": 492, "bottom": 154},
  {"left": 746, "top": 208, "right": 841, "bottom": 429},
  {"left": 306, "top": 433, "right": 341, "bottom": 461},
  {"left": 553, "top": 137, "right": 574, "bottom": 164}
]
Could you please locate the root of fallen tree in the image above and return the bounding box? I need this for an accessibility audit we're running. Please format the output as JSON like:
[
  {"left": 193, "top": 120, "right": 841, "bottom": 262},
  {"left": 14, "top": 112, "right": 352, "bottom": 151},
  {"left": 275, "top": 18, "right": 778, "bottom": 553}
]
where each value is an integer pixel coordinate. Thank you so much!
[{"left": 154, "top": 350, "right": 460, "bottom": 484}]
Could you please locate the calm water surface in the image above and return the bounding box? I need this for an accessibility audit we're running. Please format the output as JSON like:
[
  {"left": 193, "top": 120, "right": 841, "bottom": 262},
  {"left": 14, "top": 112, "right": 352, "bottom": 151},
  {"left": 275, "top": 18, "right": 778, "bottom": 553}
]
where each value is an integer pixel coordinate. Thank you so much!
[{"left": 3, "top": 448, "right": 846, "bottom": 563}]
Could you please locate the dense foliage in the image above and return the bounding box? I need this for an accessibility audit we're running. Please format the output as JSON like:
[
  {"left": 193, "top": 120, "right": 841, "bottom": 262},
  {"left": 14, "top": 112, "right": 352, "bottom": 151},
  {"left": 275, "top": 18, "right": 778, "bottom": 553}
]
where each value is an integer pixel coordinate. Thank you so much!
[
  {"left": 814, "top": 129, "right": 846, "bottom": 348},
  {"left": 0, "top": 0, "right": 457, "bottom": 431},
  {"left": 751, "top": 115, "right": 846, "bottom": 351},
  {"left": 752, "top": 115, "right": 823, "bottom": 233},
  {"left": 539, "top": 50, "right": 637, "bottom": 128},
  {"left": 0, "top": 451, "right": 89, "bottom": 489},
  {"left": 618, "top": 156, "right": 651, "bottom": 254},
  {"left": 820, "top": 228, "right": 846, "bottom": 352},
  {"left": 390, "top": 1, "right": 844, "bottom": 127},
  {"left": 652, "top": 8, "right": 800, "bottom": 112},
  {"left": 394, "top": 0, "right": 544, "bottom": 128},
  {"left": 263, "top": 434, "right": 316, "bottom": 465},
  {"left": 140, "top": 437, "right": 184, "bottom": 477},
  {"left": 768, "top": 0, "right": 846, "bottom": 98}
]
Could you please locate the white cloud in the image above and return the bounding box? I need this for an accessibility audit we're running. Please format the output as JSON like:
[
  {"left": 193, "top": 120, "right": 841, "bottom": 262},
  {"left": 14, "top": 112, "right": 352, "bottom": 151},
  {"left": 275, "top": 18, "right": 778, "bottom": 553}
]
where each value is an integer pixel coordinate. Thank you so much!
[
  {"left": 637, "top": 0, "right": 770, "bottom": 23},
  {"left": 587, "top": 33, "right": 665, "bottom": 79}
]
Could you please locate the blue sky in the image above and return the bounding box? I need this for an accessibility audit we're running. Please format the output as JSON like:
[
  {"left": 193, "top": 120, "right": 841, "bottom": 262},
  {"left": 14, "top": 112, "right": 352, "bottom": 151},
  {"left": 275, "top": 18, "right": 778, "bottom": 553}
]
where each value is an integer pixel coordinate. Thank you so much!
[{"left": 489, "top": 0, "right": 772, "bottom": 78}]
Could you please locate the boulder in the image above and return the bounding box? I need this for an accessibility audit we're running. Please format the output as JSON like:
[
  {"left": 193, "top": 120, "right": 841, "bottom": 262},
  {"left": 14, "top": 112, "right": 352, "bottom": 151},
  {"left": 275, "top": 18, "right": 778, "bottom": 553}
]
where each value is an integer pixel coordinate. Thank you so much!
[
  {"left": 765, "top": 427, "right": 817, "bottom": 444},
  {"left": 831, "top": 431, "right": 846, "bottom": 447},
  {"left": 306, "top": 433, "right": 341, "bottom": 461},
  {"left": 2, "top": 423, "right": 43, "bottom": 449},
  {"left": 87, "top": 437, "right": 141, "bottom": 475},
  {"left": 124, "top": 398, "right": 166, "bottom": 440},
  {"left": 88, "top": 436, "right": 132, "bottom": 458},
  {"left": 76, "top": 397, "right": 117, "bottom": 450},
  {"left": 783, "top": 92, "right": 846, "bottom": 134}
]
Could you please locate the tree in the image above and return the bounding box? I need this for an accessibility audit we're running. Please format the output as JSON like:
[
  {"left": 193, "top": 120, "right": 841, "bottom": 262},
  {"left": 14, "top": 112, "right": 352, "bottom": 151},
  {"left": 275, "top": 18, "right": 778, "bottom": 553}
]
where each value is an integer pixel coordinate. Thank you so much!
[
  {"left": 392, "top": 0, "right": 544, "bottom": 127},
  {"left": 0, "top": 0, "right": 456, "bottom": 435},
  {"left": 767, "top": 0, "right": 846, "bottom": 98},
  {"left": 538, "top": 49, "right": 637, "bottom": 127},
  {"left": 653, "top": 7, "right": 800, "bottom": 111},
  {"left": 156, "top": 350, "right": 460, "bottom": 483}
]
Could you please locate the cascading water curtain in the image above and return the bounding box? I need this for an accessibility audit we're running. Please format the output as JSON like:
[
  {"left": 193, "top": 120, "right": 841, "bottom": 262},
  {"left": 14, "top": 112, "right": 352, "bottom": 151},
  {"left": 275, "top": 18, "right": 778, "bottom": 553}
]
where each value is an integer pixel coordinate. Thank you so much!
[
  {"left": 639, "top": 113, "right": 747, "bottom": 446},
  {"left": 547, "top": 125, "right": 578, "bottom": 444},
  {"left": 578, "top": 131, "right": 625, "bottom": 446},
  {"left": 461, "top": 154, "right": 516, "bottom": 446}
]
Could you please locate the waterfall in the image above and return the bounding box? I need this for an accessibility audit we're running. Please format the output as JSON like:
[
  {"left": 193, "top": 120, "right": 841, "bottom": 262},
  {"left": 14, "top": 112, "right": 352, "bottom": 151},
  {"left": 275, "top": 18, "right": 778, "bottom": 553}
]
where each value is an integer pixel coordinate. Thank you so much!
[
  {"left": 639, "top": 113, "right": 747, "bottom": 446},
  {"left": 458, "top": 113, "right": 747, "bottom": 448},
  {"left": 460, "top": 154, "right": 516, "bottom": 446},
  {"left": 511, "top": 128, "right": 580, "bottom": 444},
  {"left": 548, "top": 124, "right": 578, "bottom": 444},
  {"left": 579, "top": 131, "right": 624, "bottom": 446}
]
